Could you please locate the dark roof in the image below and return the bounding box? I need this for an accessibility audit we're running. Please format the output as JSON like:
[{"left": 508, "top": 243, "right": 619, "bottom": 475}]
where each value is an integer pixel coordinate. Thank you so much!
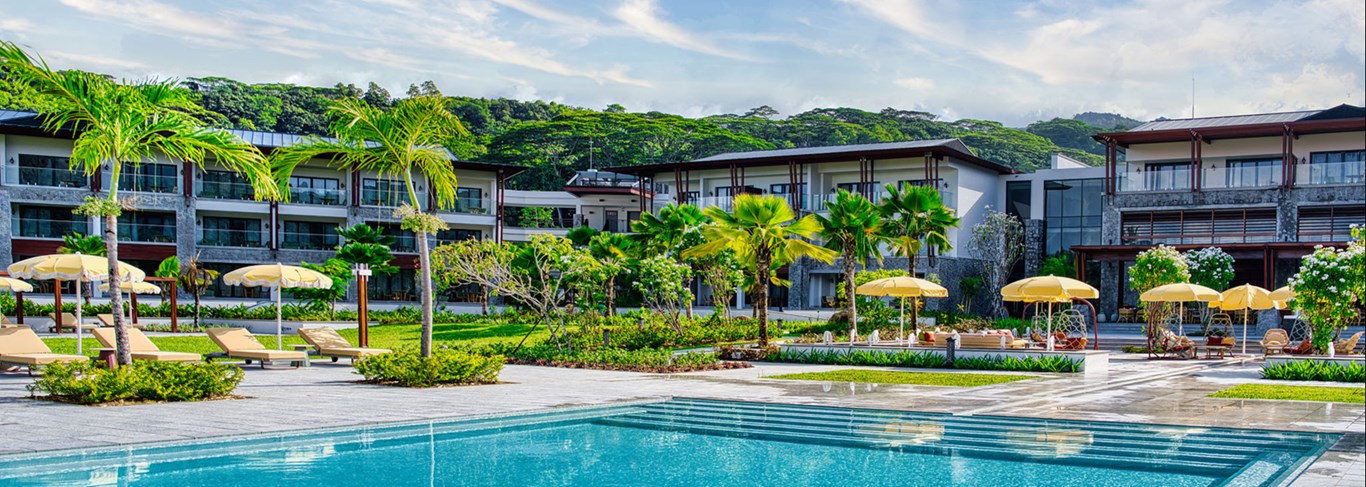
[
  {"left": 1097, "top": 104, "right": 1365, "bottom": 146},
  {"left": 608, "top": 138, "right": 1015, "bottom": 175},
  {"left": 1128, "top": 111, "right": 1318, "bottom": 132},
  {"left": 0, "top": 110, "right": 523, "bottom": 175}
]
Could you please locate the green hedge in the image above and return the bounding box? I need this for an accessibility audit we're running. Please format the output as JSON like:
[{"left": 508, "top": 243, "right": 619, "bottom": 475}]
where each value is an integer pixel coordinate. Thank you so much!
[
  {"left": 767, "top": 348, "right": 1082, "bottom": 373},
  {"left": 1261, "top": 361, "right": 1365, "bottom": 383},
  {"left": 354, "top": 349, "right": 504, "bottom": 387},
  {"left": 29, "top": 361, "right": 244, "bottom": 404}
]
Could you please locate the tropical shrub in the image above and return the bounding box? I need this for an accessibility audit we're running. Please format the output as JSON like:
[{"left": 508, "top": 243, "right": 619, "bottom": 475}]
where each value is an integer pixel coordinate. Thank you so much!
[
  {"left": 766, "top": 348, "right": 1082, "bottom": 373},
  {"left": 1183, "top": 247, "right": 1235, "bottom": 291},
  {"left": 1288, "top": 231, "right": 1365, "bottom": 353},
  {"left": 1129, "top": 245, "right": 1190, "bottom": 325},
  {"left": 1261, "top": 361, "right": 1365, "bottom": 383},
  {"left": 354, "top": 349, "right": 504, "bottom": 387},
  {"left": 498, "top": 344, "right": 740, "bottom": 373},
  {"left": 29, "top": 361, "right": 244, "bottom": 404}
]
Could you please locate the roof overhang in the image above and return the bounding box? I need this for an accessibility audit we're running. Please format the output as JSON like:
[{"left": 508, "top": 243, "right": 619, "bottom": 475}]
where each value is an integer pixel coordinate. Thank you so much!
[
  {"left": 607, "top": 145, "right": 1016, "bottom": 176},
  {"left": 1070, "top": 242, "right": 1344, "bottom": 261},
  {"left": 1094, "top": 117, "right": 1366, "bottom": 147},
  {"left": 562, "top": 186, "right": 652, "bottom": 197}
]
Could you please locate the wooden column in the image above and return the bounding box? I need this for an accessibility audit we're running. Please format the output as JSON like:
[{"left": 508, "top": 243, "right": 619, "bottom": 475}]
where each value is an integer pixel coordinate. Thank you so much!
[
  {"left": 131, "top": 292, "right": 139, "bottom": 324},
  {"left": 170, "top": 283, "right": 178, "bottom": 333},
  {"left": 182, "top": 161, "right": 194, "bottom": 198},
  {"left": 673, "top": 167, "right": 683, "bottom": 205},
  {"left": 53, "top": 280, "right": 62, "bottom": 334},
  {"left": 15, "top": 291, "right": 23, "bottom": 324},
  {"left": 495, "top": 171, "right": 506, "bottom": 242},
  {"left": 268, "top": 201, "right": 279, "bottom": 250},
  {"left": 1189, "top": 131, "right": 1198, "bottom": 193},
  {"left": 1195, "top": 133, "right": 1204, "bottom": 191},
  {"left": 1286, "top": 127, "right": 1296, "bottom": 187},
  {"left": 787, "top": 160, "right": 799, "bottom": 209}
]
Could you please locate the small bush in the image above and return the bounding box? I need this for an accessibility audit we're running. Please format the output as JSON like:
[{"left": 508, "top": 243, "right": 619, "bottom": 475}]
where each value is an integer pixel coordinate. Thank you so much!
[
  {"left": 766, "top": 348, "right": 1082, "bottom": 373},
  {"left": 1261, "top": 361, "right": 1365, "bottom": 383},
  {"left": 29, "top": 361, "right": 244, "bottom": 404},
  {"left": 355, "top": 349, "right": 504, "bottom": 387}
]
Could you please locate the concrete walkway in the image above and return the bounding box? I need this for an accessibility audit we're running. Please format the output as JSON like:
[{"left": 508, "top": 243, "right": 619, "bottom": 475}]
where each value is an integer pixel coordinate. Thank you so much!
[{"left": 0, "top": 357, "right": 1361, "bottom": 485}]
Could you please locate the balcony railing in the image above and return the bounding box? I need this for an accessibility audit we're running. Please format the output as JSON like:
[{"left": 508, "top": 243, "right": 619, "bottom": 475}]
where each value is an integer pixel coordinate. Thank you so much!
[
  {"left": 118, "top": 222, "right": 176, "bottom": 243},
  {"left": 198, "top": 181, "right": 257, "bottom": 200},
  {"left": 117, "top": 175, "right": 177, "bottom": 193},
  {"left": 16, "top": 167, "right": 88, "bottom": 188},
  {"left": 1296, "top": 160, "right": 1364, "bottom": 186},
  {"left": 1202, "top": 164, "right": 1282, "bottom": 190},
  {"left": 280, "top": 232, "right": 339, "bottom": 250},
  {"left": 361, "top": 189, "right": 415, "bottom": 207},
  {"left": 565, "top": 173, "right": 645, "bottom": 189},
  {"left": 1116, "top": 166, "right": 1192, "bottom": 192},
  {"left": 288, "top": 188, "right": 346, "bottom": 206},
  {"left": 12, "top": 218, "right": 88, "bottom": 239},
  {"left": 449, "top": 197, "right": 489, "bottom": 214},
  {"left": 199, "top": 230, "right": 266, "bottom": 248}
]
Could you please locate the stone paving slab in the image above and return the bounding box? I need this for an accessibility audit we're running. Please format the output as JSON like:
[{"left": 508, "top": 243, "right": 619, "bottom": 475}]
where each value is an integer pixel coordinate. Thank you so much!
[{"left": 0, "top": 359, "right": 1361, "bottom": 484}]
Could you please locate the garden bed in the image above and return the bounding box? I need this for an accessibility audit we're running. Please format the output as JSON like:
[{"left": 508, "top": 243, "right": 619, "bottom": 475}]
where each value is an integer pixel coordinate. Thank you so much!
[
  {"left": 773, "top": 344, "right": 1103, "bottom": 374},
  {"left": 506, "top": 357, "right": 750, "bottom": 373}
]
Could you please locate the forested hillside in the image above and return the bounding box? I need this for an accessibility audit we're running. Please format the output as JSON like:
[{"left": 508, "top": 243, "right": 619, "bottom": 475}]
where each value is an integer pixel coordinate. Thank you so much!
[{"left": 1, "top": 74, "right": 1137, "bottom": 190}]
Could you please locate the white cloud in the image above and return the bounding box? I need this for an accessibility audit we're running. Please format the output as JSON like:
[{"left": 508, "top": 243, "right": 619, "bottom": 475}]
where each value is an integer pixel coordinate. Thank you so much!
[
  {"left": 894, "top": 77, "right": 935, "bottom": 91},
  {"left": 0, "top": 17, "right": 34, "bottom": 33},
  {"left": 612, "top": 0, "right": 756, "bottom": 61},
  {"left": 1258, "top": 64, "right": 1361, "bottom": 112},
  {"left": 46, "top": 51, "right": 148, "bottom": 70}
]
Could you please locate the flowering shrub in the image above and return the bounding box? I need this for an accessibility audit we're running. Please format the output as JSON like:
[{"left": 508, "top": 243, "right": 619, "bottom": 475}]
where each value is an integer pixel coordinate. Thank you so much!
[
  {"left": 1289, "top": 227, "right": 1365, "bottom": 353},
  {"left": 1129, "top": 245, "right": 1190, "bottom": 326},
  {"left": 1184, "top": 247, "right": 1235, "bottom": 291}
]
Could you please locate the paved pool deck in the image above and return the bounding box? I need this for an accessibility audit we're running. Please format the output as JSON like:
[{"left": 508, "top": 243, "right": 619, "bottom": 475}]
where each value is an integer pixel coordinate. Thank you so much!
[{"left": 1, "top": 356, "right": 1361, "bottom": 486}]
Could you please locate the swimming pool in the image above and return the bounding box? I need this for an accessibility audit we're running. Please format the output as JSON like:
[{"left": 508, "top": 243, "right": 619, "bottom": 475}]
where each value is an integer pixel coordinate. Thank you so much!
[{"left": 0, "top": 398, "right": 1337, "bottom": 486}]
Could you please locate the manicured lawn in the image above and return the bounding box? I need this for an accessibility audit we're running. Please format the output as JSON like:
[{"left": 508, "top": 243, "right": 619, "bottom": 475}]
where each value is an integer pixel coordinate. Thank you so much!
[
  {"left": 765, "top": 369, "right": 1036, "bottom": 387},
  {"left": 40, "top": 320, "right": 549, "bottom": 359},
  {"left": 1210, "top": 384, "right": 1365, "bottom": 404}
]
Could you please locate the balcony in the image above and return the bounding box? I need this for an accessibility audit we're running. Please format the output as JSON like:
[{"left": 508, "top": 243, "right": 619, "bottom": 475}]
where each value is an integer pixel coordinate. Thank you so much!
[
  {"left": 12, "top": 218, "right": 88, "bottom": 239},
  {"left": 117, "top": 175, "right": 177, "bottom": 194},
  {"left": 280, "top": 232, "right": 339, "bottom": 250},
  {"left": 449, "top": 196, "right": 489, "bottom": 214},
  {"left": 199, "top": 230, "right": 266, "bottom": 248},
  {"left": 1201, "top": 164, "right": 1283, "bottom": 190},
  {"left": 1116, "top": 165, "right": 1192, "bottom": 192},
  {"left": 564, "top": 170, "right": 652, "bottom": 195},
  {"left": 118, "top": 222, "right": 176, "bottom": 243},
  {"left": 361, "top": 189, "right": 415, "bottom": 207},
  {"left": 288, "top": 187, "right": 346, "bottom": 206},
  {"left": 1296, "top": 160, "right": 1364, "bottom": 186},
  {"left": 198, "top": 180, "right": 257, "bottom": 200},
  {"left": 16, "top": 167, "right": 88, "bottom": 189}
]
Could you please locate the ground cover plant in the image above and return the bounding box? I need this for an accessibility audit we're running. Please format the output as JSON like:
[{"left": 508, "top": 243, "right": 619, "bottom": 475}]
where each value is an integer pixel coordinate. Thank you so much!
[
  {"left": 766, "top": 369, "right": 1035, "bottom": 387},
  {"left": 766, "top": 348, "right": 1082, "bottom": 373},
  {"left": 1261, "top": 360, "right": 1366, "bottom": 383},
  {"left": 354, "top": 349, "right": 503, "bottom": 387},
  {"left": 29, "top": 361, "right": 244, "bottom": 405},
  {"left": 1210, "top": 384, "right": 1364, "bottom": 404},
  {"left": 498, "top": 344, "right": 745, "bottom": 373}
]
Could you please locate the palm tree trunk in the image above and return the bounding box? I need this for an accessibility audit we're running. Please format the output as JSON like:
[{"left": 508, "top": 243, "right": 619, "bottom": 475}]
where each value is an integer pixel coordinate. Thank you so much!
[
  {"left": 606, "top": 275, "right": 616, "bottom": 317},
  {"left": 105, "top": 214, "right": 131, "bottom": 365},
  {"left": 843, "top": 246, "right": 857, "bottom": 339},
  {"left": 417, "top": 230, "right": 435, "bottom": 357},
  {"left": 756, "top": 250, "right": 771, "bottom": 347}
]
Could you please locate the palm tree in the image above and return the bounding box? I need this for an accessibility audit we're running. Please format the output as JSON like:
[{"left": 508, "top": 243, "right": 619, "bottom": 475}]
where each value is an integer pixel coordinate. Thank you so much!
[
  {"left": 271, "top": 96, "right": 470, "bottom": 357},
  {"left": 631, "top": 203, "right": 707, "bottom": 257},
  {"left": 1, "top": 42, "right": 276, "bottom": 365},
  {"left": 878, "top": 183, "right": 960, "bottom": 277},
  {"left": 178, "top": 255, "right": 219, "bottom": 329},
  {"left": 588, "top": 232, "right": 634, "bottom": 316},
  {"left": 814, "top": 190, "right": 884, "bottom": 333},
  {"left": 57, "top": 233, "right": 106, "bottom": 305},
  {"left": 683, "top": 194, "right": 836, "bottom": 346}
]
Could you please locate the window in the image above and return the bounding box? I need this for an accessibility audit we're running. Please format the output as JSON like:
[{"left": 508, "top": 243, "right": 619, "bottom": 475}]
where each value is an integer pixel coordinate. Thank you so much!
[
  {"left": 454, "top": 187, "right": 484, "bottom": 213},
  {"left": 436, "top": 229, "right": 481, "bottom": 243},
  {"left": 118, "top": 212, "right": 176, "bottom": 243},
  {"left": 1142, "top": 162, "right": 1190, "bottom": 191},
  {"left": 17, "top": 154, "right": 87, "bottom": 188},
  {"left": 362, "top": 178, "right": 407, "bottom": 206},
  {"left": 627, "top": 211, "right": 641, "bottom": 230},
  {"left": 770, "top": 183, "right": 807, "bottom": 209},
  {"left": 1224, "top": 158, "right": 1280, "bottom": 188},
  {"left": 281, "top": 221, "right": 339, "bottom": 250},
  {"left": 288, "top": 176, "right": 342, "bottom": 205},
  {"left": 1043, "top": 179, "right": 1102, "bottom": 255},
  {"left": 12, "top": 206, "right": 87, "bottom": 238},
  {"left": 1298, "top": 206, "right": 1365, "bottom": 242},
  {"left": 835, "top": 182, "right": 879, "bottom": 195},
  {"left": 604, "top": 210, "right": 619, "bottom": 232},
  {"left": 1121, "top": 209, "right": 1276, "bottom": 245},
  {"left": 368, "top": 268, "right": 417, "bottom": 301},
  {"left": 503, "top": 207, "right": 576, "bottom": 228},
  {"left": 680, "top": 191, "right": 699, "bottom": 204},
  {"left": 203, "top": 263, "right": 265, "bottom": 298},
  {"left": 199, "top": 170, "right": 255, "bottom": 200},
  {"left": 370, "top": 222, "right": 416, "bottom": 252},
  {"left": 1304, "top": 150, "right": 1365, "bottom": 185},
  {"left": 1006, "top": 181, "right": 1031, "bottom": 221},
  {"left": 119, "top": 163, "right": 177, "bottom": 193},
  {"left": 201, "top": 217, "right": 263, "bottom": 247}
]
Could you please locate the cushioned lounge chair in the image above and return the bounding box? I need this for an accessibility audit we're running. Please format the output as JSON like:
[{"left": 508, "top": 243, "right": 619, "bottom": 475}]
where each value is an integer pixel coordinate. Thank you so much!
[
  {"left": 90, "top": 327, "right": 199, "bottom": 362},
  {"left": 297, "top": 328, "right": 391, "bottom": 363},
  {"left": 1260, "top": 328, "right": 1289, "bottom": 356},
  {"left": 0, "top": 327, "right": 88, "bottom": 374},
  {"left": 96, "top": 314, "right": 146, "bottom": 330},
  {"left": 205, "top": 328, "right": 308, "bottom": 368},
  {"left": 1334, "top": 332, "right": 1363, "bottom": 356},
  {"left": 48, "top": 312, "right": 96, "bottom": 333}
]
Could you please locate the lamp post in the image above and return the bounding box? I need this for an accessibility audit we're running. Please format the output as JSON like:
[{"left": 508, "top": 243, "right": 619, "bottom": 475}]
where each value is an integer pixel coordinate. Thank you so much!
[{"left": 352, "top": 263, "right": 372, "bottom": 347}]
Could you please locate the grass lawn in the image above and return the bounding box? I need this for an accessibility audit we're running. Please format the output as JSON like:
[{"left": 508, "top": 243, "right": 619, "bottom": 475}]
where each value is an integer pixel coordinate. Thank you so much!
[
  {"left": 766, "top": 369, "right": 1036, "bottom": 387},
  {"left": 40, "top": 320, "right": 550, "bottom": 359},
  {"left": 1210, "top": 384, "right": 1365, "bottom": 404}
]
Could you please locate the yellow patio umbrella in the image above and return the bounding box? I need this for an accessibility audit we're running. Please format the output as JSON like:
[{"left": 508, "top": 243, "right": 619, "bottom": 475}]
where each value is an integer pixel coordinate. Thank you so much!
[
  {"left": 7, "top": 254, "right": 146, "bottom": 354},
  {"left": 856, "top": 276, "right": 948, "bottom": 344},
  {"left": 100, "top": 281, "right": 165, "bottom": 328},
  {"left": 1139, "top": 283, "right": 1220, "bottom": 336},
  {"left": 1000, "top": 276, "right": 1099, "bottom": 336},
  {"left": 0, "top": 277, "right": 34, "bottom": 293},
  {"left": 1268, "top": 285, "right": 1295, "bottom": 302},
  {"left": 222, "top": 263, "right": 334, "bottom": 349},
  {"left": 1217, "top": 284, "right": 1282, "bottom": 355}
]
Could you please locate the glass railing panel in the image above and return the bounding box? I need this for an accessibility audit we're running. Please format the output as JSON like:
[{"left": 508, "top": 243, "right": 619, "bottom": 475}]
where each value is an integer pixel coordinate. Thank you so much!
[
  {"left": 1296, "top": 160, "right": 1365, "bottom": 186},
  {"left": 287, "top": 188, "right": 347, "bottom": 206},
  {"left": 118, "top": 222, "right": 177, "bottom": 243},
  {"left": 199, "top": 230, "right": 266, "bottom": 248},
  {"left": 197, "top": 181, "right": 257, "bottom": 200},
  {"left": 12, "top": 218, "right": 89, "bottom": 238},
  {"left": 279, "top": 232, "right": 340, "bottom": 250},
  {"left": 16, "top": 167, "right": 88, "bottom": 188}
]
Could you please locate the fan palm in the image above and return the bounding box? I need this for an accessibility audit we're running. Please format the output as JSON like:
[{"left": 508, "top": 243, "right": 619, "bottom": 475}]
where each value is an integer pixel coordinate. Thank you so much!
[
  {"left": 589, "top": 232, "right": 635, "bottom": 316},
  {"left": 631, "top": 203, "right": 707, "bottom": 257},
  {"left": 270, "top": 96, "right": 470, "bottom": 357},
  {"left": 683, "top": 194, "right": 836, "bottom": 346},
  {"left": 814, "top": 190, "right": 884, "bottom": 332},
  {"left": 878, "top": 183, "right": 960, "bottom": 277},
  {"left": 1, "top": 41, "right": 275, "bottom": 365}
]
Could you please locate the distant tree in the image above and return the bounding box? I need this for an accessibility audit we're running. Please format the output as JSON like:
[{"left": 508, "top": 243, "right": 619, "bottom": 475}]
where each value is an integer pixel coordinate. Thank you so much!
[
  {"left": 363, "top": 82, "right": 391, "bottom": 107},
  {"left": 178, "top": 255, "right": 219, "bottom": 328},
  {"left": 1040, "top": 253, "right": 1074, "bottom": 277},
  {"left": 743, "top": 105, "right": 779, "bottom": 119},
  {"left": 605, "top": 103, "right": 626, "bottom": 113},
  {"left": 1025, "top": 118, "right": 1105, "bottom": 156},
  {"left": 968, "top": 207, "right": 1024, "bottom": 318}
]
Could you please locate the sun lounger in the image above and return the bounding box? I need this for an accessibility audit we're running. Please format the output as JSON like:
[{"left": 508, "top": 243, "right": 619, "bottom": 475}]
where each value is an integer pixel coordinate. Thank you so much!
[
  {"left": 90, "top": 328, "right": 199, "bottom": 362},
  {"left": 0, "top": 315, "right": 17, "bottom": 328},
  {"left": 297, "top": 328, "right": 392, "bottom": 363},
  {"left": 47, "top": 312, "right": 96, "bottom": 333},
  {"left": 205, "top": 328, "right": 308, "bottom": 368},
  {"left": 1260, "top": 328, "right": 1289, "bottom": 357},
  {"left": 931, "top": 332, "right": 1028, "bottom": 349},
  {"left": 96, "top": 314, "right": 147, "bottom": 330},
  {"left": 1334, "top": 332, "right": 1363, "bottom": 355},
  {"left": 0, "top": 327, "right": 88, "bottom": 374}
]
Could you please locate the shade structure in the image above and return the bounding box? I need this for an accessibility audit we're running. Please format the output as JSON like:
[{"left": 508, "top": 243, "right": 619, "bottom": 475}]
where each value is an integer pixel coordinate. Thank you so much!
[
  {"left": 1268, "top": 286, "right": 1296, "bottom": 302},
  {"left": 0, "top": 277, "right": 34, "bottom": 293},
  {"left": 222, "top": 264, "right": 334, "bottom": 350},
  {"left": 1000, "top": 276, "right": 1098, "bottom": 302},
  {"left": 1218, "top": 284, "right": 1282, "bottom": 355},
  {"left": 98, "top": 281, "right": 164, "bottom": 294},
  {"left": 7, "top": 254, "right": 146, "bottom": 354},
  {"left": 1139, "top": 283, "right": 1221, "bottom": 336},
  {"left": 856, "top": 277, "right": 948, "bottom": 345}
]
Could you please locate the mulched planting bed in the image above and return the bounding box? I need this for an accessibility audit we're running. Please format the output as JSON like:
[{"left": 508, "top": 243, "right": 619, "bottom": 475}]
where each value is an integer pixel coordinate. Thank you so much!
[{"left": 506, "top": 358, "right": 751, "bottom": 373}]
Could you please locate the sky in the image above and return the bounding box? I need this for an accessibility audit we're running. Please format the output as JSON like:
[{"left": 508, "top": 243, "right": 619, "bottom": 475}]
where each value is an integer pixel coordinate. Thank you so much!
[{"left": 2, "top": 0, "right": 1363, "bottom": 126}]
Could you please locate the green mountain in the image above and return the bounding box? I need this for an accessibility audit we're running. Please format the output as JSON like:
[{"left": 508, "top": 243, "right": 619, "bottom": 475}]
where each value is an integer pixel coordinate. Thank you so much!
[
  {"left": 1073, "top": 112, "right": 1143, "bottom": 131},
  {"left": 1, "top": 74, "right": 1128, "bottom": 190}
]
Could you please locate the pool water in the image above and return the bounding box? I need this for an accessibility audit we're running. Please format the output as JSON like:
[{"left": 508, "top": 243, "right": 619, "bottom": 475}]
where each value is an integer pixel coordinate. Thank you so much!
[{"left": 0, "top": 398, "right": 1337, "bottom": 486}]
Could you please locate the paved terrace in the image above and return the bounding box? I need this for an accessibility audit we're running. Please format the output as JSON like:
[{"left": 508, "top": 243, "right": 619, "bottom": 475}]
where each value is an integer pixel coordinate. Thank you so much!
[{"left": 0, "top": 356, "right": 1361, "bottom": 486}]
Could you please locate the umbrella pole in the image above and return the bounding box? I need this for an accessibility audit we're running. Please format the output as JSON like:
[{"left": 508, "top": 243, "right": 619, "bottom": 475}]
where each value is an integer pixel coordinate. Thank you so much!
[
  {"left": 75, "top": 277, "right": 83, "bottom": 355},
  {"left": 899, "top": 296, "right": 905, "bottom": 346},
  {"left": 1243, "top": 309, "right": 1249, "bottom": 355},
  {"left": 276, "top": 285, "right": 283, "bottom": 350}
]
